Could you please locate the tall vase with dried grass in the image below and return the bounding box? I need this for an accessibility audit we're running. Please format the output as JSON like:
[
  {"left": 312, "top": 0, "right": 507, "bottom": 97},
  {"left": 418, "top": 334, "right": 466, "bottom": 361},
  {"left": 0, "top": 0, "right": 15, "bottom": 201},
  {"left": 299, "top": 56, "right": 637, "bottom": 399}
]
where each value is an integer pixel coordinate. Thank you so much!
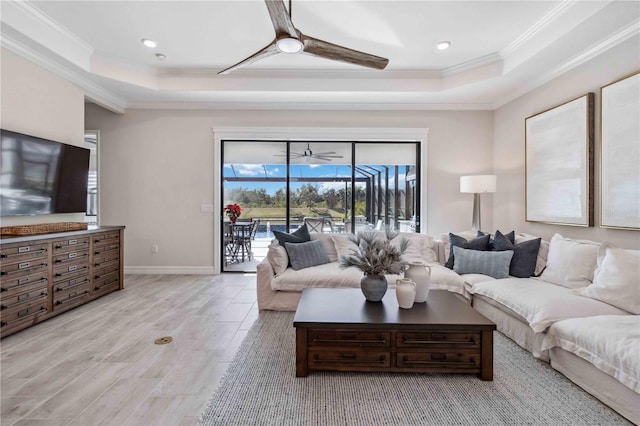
[{"left": 338, "top": 230, "right": 408, "bottom": 302}]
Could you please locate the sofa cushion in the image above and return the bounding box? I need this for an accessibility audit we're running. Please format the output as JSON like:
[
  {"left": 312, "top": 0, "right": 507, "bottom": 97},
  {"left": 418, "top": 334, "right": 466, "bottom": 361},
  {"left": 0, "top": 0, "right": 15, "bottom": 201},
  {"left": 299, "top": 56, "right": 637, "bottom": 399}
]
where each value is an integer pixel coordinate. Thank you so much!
[
  {"left": 539, "top": 233, "right": 600, "bottom": 288},
  {"left": 285, "top": 240, "right": 331, "bottom": 271},
  {"left": 266, "top": 240, "right": 288, "bottom": 276},
  {"left": 392, "top": 233, "right": 437, "bottom": 264},
  {"left": 429, "top": 264, "right": 467, "bottom": 294},
  {"left": 445, "top": 233, "right": 491, "bottom": 269},
  {"left": 493, "top": 231, "right": 541, "bottom": 278},
  {"left": 543, "top": 315, "right": 640, "bottom": 393},
  {"left": 453, "top": 246, "right": 513, "bottom": 279},
  {"left": 467, "top": 278, "right": 629, "bottom": 333},
  {"left": 332, "top": 235, "right": 359, "bottom": 258},
  {"left": 478, "top": 229, "right": 515, "bottom": 250},
  {"left": 310, "top": 233, "right": 338, "bottom": 262},
  {"left": 575, "top": 243, "right": 640, "bottom": 314}
]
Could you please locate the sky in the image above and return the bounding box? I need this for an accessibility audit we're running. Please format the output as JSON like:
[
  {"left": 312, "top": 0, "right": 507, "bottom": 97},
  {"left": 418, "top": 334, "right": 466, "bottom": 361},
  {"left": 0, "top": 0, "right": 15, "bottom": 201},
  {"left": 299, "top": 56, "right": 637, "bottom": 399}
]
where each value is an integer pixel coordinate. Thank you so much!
[{"left": 223, "top": 163, "right": 411, "bottom": 195}]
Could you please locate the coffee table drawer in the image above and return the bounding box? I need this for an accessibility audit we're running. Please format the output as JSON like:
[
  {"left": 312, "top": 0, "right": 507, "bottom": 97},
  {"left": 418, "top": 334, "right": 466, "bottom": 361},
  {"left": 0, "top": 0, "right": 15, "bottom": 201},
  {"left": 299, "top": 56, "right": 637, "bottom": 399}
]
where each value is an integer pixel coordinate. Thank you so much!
[
  {"left": 310, "top": 350, "right": 390, "bottom": 368},
  {"left": 397, "top": 332, "right": 480, "bottom": 348},
  {"left": 308, "top": 330, "right": 390, "bottom": 347},
  {"left": 397, "top": 350, "right": 480, "bottom": 369}
]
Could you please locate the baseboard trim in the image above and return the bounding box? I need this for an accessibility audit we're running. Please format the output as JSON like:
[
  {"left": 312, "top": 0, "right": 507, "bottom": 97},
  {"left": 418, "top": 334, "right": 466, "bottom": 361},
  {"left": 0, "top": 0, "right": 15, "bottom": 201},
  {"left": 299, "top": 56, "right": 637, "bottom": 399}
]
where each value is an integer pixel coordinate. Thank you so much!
[{"left": 125, "top": 266, "right": 217, "bottom": 275}]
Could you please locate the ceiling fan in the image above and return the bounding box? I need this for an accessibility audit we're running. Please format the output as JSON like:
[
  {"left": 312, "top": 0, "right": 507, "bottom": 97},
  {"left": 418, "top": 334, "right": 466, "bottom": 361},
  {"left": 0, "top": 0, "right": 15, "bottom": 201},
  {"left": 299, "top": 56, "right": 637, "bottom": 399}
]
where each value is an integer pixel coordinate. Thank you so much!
[
  {"left": 274, "top": 143, "right": 344, "bottom": 162},
  {"left": 218, "top": 0, "right": 389, "bottom": 75}
]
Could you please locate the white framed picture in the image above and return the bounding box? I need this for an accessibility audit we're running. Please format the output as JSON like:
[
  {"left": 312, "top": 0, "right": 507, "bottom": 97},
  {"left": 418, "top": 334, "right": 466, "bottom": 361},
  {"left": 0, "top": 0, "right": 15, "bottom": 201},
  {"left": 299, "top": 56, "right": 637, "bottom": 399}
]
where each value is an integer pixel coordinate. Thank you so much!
[
  {"left": 525, "top": 93, "right": 594, "bottom": 226},
  {"left": 600, "top": 71, "right": 640, "bottom": 230}
]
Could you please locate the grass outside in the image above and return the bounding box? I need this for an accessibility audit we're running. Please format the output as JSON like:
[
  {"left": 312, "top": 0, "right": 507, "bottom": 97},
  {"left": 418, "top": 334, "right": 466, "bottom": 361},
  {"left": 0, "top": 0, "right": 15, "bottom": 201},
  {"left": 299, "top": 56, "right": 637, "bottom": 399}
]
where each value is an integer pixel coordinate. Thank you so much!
[{"left": 240, "top": 207, "right": 346, "bottom": 223}]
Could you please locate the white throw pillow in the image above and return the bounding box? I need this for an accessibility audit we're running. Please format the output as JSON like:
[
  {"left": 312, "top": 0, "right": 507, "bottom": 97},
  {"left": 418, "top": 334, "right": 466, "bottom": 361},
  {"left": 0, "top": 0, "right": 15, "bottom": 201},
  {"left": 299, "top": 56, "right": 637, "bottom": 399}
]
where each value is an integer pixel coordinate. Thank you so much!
[
  {"left": 266, "top": 240, "right": 289, "bottom": 276},
  {"left": 392, "top": 234, "right": 437, "bottom": 264},
  {"left": 331, "top": 235, "right": 359, "bottom": 258},
  {"left": 576, "top": 243, "right": 640, "bottom": 314},
  {"left": 539, "top": 233, "right": 600, "bottom": 288}
]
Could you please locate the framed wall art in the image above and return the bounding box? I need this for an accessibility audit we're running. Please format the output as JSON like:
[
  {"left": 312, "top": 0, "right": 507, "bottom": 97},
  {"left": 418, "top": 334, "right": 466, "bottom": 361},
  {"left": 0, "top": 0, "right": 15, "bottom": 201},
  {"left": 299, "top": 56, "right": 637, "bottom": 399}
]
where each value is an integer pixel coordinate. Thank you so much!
[
  {"left": 600, "top": 71, "right": 640, "bottom": 230},
  {"left": 525, "top": 93, "right": 594, "bottom": 226}
]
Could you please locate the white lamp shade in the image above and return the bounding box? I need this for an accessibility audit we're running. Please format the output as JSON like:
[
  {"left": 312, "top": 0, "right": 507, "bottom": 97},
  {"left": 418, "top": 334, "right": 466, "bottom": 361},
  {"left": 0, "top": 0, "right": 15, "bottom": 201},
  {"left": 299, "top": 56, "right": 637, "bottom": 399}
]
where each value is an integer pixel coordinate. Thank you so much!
[{"left": 460, "top": 175, "right": 497, "bottom": 193}]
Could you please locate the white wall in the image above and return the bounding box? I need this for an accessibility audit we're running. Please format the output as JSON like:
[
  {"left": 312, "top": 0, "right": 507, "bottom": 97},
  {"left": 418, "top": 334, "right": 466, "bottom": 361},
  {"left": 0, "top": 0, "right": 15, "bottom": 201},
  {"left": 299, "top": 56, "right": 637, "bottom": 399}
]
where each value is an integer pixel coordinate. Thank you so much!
[
  {"left": 0, "top": 48, "right": 86, "bottom": 226},
  {"left": 85, "top": 106, "right": 494, "bottom": 271},
  {"left": 493, "top": 36, "right": 640, "bottom": 249}
]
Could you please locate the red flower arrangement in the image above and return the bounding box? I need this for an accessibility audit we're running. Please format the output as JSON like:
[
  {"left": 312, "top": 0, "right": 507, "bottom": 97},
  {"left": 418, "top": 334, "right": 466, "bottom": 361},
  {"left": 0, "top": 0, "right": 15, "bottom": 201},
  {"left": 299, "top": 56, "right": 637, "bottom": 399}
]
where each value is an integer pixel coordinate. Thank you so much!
[{"left": 224, "top": 203, "right": 242, "bottom": 223}]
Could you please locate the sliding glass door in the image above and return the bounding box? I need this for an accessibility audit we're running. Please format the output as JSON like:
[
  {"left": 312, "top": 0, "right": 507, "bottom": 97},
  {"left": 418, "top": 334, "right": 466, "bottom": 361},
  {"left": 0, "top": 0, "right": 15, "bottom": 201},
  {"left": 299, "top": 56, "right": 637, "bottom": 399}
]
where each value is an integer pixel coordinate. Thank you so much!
[{"left": 221, "top": 140, "right": 420, "bottom": 272}]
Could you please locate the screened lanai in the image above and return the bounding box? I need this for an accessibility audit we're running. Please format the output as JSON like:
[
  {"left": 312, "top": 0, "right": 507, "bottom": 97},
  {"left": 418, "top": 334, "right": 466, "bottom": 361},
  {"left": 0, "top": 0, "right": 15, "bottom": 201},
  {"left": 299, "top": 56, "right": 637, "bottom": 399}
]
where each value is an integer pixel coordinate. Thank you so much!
[{"left": 221, "top": 140, "right": 420, "bottom": 272}]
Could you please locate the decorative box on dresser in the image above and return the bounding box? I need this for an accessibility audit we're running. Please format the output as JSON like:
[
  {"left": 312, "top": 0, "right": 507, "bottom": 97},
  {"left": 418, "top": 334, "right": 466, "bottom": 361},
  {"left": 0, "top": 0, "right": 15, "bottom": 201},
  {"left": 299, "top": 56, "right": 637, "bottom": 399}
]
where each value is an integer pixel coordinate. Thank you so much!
[{"left": 0, "top": 226, "right": 124, "bottom": 338}]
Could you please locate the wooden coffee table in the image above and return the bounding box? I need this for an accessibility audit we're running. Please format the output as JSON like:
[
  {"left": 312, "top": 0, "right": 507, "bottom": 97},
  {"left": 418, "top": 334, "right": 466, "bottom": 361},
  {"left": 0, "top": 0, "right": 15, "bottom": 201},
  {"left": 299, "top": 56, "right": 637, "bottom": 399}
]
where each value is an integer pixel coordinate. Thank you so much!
[{"left": 293, "top": 288, "right": 496, "bottom": 380}]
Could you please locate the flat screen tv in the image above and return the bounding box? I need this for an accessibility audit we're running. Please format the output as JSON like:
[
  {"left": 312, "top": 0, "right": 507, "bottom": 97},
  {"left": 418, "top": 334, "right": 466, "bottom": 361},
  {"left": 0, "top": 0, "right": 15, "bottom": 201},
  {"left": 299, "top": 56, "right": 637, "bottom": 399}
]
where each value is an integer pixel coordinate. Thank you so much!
[{"left": 0, "top": 129, "right": 90, "bottom": 216}]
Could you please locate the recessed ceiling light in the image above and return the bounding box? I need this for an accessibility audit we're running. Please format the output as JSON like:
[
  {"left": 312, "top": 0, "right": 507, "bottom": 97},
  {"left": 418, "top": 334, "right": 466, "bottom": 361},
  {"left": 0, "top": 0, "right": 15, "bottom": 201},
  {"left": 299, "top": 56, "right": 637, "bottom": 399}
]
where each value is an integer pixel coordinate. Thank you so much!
[
  {"left": 141, "top": 38, "right": 157, "bottom": 48},
  {"left": 155, "top": 53, "right": 167, "bottom": 61},
  {"left": 437, "top": 41, "right": 451, "bottom": 50}
]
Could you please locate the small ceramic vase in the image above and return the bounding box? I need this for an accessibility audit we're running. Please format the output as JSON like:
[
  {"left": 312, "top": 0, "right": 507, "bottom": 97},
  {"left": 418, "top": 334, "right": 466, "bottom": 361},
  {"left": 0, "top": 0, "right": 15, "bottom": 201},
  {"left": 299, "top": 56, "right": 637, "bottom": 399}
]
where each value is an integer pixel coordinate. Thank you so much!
[
  {"left": 405, "top": 261, "right": 431, "bottom": 303},
  {"left": 360, "top": 274, "right": 387, "bottom": 302},
  {"left": 396, "top": 278, "right": 416, "bottom": 309}
]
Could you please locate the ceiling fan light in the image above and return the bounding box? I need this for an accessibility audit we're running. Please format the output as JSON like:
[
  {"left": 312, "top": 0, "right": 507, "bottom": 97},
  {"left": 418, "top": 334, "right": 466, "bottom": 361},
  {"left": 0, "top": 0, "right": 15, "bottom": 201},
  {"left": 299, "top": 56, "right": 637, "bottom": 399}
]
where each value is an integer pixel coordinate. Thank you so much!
[{"left": 276, "top": 37, "right": 303, "bottom": 54}]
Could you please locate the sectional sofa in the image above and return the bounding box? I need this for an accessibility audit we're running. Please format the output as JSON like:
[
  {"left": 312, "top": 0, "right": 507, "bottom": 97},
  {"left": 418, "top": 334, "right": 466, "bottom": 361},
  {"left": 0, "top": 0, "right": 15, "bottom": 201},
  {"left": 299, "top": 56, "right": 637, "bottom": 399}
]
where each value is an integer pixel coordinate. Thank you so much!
[{"left": 257, "top": 229, "right": 639, "bottom": 423}]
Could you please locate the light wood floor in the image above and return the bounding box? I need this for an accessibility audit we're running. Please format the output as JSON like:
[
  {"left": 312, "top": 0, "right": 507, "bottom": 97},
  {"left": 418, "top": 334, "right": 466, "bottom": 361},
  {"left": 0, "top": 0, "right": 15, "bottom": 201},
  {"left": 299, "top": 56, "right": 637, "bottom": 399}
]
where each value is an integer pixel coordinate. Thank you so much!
[{"left": 1, "top": 273, "right": 259, "bottom": 426}]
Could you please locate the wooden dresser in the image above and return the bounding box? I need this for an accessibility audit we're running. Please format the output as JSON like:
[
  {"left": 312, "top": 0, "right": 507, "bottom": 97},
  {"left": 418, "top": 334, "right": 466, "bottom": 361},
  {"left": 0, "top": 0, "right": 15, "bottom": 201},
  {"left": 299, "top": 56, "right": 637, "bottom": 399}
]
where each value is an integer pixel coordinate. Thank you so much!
[{"left": 0, "top": 226, "right": 124, "bottom": 338}]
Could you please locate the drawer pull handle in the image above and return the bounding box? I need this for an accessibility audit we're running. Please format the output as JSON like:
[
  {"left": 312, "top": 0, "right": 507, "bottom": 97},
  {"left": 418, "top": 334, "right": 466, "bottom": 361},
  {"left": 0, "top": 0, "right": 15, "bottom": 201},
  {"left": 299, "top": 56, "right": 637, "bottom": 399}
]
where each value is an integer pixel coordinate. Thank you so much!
[
  {"left": 312, "top": 354, "right": 386, "bottom": 364},
  {"left": 69, "top": 239, "right": 77, "bottom": 245},
  {"left": 55, "top": 244, "right": 62, "bottom": 249},
  {"left": 401, "top": 356, "right": 478, "bottom": 366},
  {"left": 18, "top": 262, "right": 31, "bottom": 269},
  {"left": 402, "top": 339, "right": 475, "bottom": 345},
  {"left": 312, "top": 338, "right": 386, "bottom": 344},
  {"left": 18, "top": 246, "right": 30, "bottom": 253}
]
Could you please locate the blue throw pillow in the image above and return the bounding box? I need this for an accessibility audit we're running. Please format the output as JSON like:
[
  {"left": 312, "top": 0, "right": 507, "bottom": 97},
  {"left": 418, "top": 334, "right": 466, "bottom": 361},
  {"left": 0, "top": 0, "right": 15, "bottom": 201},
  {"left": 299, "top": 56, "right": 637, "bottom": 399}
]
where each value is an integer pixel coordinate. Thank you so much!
[
  {"left": 284, "top": 240, "right": 330, "bottom": 271},
  {"left": 493, "top": 230, "right": 541, "bottom": 278},
  {"left": 445, "top": 233, "right": 491, "bottom": 269},
  {"left": 453, "top": 246, "right": 514, "bottom": 279}
]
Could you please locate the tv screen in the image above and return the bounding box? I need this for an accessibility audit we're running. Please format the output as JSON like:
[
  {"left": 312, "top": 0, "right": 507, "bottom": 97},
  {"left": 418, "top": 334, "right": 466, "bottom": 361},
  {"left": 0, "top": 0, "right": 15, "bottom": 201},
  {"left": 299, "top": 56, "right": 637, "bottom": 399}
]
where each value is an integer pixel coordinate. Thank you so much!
[{"left": 0, "top": 129, "right": 90, "bottom": 216}]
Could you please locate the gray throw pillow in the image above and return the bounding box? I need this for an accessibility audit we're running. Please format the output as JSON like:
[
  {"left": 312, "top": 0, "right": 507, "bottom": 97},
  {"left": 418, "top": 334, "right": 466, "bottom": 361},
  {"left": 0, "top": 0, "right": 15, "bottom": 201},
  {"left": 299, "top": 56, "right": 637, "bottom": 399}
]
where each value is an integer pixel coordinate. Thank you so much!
[
  {"left": 453, "top": 246, "right": 514, "bottom": 279},
  {"left": 284, "top": 240, "right": 331, "bottom": 271},
  {"left": 445, "top": 233, "right": 491, "bottom": 269}
]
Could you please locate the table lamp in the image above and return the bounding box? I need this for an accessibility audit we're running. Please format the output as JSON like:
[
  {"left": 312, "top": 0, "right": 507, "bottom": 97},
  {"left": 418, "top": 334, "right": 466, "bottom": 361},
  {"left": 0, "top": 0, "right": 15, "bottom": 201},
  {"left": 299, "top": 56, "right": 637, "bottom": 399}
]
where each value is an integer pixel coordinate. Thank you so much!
[{"left": 460, "top": 175, "right": 497, "bottom": 231}]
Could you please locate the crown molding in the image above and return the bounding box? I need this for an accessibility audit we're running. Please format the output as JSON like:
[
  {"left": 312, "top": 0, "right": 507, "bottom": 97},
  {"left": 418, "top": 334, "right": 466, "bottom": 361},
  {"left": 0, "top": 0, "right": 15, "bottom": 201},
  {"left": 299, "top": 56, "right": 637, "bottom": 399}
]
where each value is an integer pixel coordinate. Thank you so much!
[
  {"left": 1, "top": 32, "right": 127, "bottom": 113},
  {"left": 160, "top": 68, "right": 443, "bottom": 80},
  {"left": 493, "top": 19, "right": 640, "bottom": 109},
  {"left": 441, "top": 53, "right": 502, "bottom": 77},
  {"left": 125, "top": 100, "right": 494, "bottom": 111},
  {"left": 500, "top": 0, "right": 578, "bottom": 58},
  {"left": 4, "top": 0, "right": 93, "bottom": 70}
]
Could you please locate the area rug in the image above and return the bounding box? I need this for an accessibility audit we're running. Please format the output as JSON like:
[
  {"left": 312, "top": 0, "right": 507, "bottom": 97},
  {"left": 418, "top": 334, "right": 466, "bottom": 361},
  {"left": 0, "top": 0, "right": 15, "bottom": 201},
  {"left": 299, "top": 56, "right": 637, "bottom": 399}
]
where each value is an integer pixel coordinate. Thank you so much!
[{"left": 199, "top": 312, "right": 630, "bottom": 425}]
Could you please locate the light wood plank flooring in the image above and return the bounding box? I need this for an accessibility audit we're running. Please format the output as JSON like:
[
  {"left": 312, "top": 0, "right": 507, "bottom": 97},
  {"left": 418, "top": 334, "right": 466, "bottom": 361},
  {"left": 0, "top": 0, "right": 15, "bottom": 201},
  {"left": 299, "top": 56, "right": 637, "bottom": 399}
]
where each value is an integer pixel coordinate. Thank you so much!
[{"left": 1, "top": 274, "right": 259, "bottom": 426}]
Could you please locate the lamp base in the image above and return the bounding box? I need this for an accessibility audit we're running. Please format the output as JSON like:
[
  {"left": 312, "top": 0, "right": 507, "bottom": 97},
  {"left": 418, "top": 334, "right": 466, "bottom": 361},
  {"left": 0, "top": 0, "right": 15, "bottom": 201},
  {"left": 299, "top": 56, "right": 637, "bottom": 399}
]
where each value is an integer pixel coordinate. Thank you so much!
[{"left": 472, "top": 193, "right": 481, "bottom": 231}]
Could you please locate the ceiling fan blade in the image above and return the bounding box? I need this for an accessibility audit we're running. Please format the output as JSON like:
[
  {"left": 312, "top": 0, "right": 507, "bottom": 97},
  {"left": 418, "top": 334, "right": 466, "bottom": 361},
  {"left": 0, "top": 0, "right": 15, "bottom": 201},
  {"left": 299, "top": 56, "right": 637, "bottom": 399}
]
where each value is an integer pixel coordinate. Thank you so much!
[
  {"left": 265, "top": 0, "right": 298, "bottom": 38},
  {"left": 218, "top": 42, "right": 279, "bottom": 75},
  {"left": 300, "top": 33, "right": 388, "bottom": 70},
  {"left": 312, "top": 155, "right": 343, "bottom": 159},
  {"left": 312, "top": 151, "right": 338, "bottom": 155}
]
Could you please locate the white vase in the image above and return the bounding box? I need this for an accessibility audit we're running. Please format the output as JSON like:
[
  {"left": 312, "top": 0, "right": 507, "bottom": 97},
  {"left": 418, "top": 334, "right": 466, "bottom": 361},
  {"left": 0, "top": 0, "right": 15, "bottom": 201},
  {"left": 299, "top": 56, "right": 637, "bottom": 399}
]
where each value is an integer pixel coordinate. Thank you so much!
[
  {"left": 405, "top": 261, "right": 431, "bottom": 303},
  {"left": 395, "top": 278, "right": 416, "bottom": 309}
]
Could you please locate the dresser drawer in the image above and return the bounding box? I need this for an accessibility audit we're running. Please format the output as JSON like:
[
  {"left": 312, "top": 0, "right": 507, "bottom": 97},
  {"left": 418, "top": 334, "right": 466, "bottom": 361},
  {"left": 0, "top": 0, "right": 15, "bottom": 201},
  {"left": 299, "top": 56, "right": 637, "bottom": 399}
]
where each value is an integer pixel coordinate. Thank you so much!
[
  {"left": 308, "top": 330, "right": 390, "bottom": 347},
  {"left": 93, "top": 232, "right": 120, "bottom": 246},
  {"left": 53, "top": 288, "right": 91, "bottom": 310},
  {"left": 53, "top": 249, "right": 89, "bottom": 266},
  {"left": 54, "top": 284, "right": 90, "bottom": 304},
  {"left": 0, "top": 243, "right": 48, "bottom": 263},
  {"left": 93, "top": 278, "right": 120, "bottom": 298},
  {"left": 0, "top": 271, "right": 48, "bottom": 294},
  {"left": 53, "top": 237, "right": 89, "bottom": 254},
  {"left": 94, "top": 242, "right": 119, "bottom": 256},
  {"left": 93, "top": 250, "right": 120, "bottom": 269},
  {"left": 53, "top": 274, "right": 90, "bottom": 292},
  {"left": 397, "top": 350, "right": 480, "bottom": 369},
  {"left": 1, "top": 260, "right": 48, "bottom": 277},
  {"left": 1, "top": 300, "right": 48, "bottom": 327},
  {"left": 94, "top": 264, "right": 119, "bottom": 280},
  {"left": 1, "top": 285, "right": 47, "bottom": 311},
  {"left": 309, "top": 350, "right": 390, "bottom": 368},
  {"left": 53, "top": 263, "right": 90, "bottom": 282},
  {"left": 396, "top": 332, "right": 480, "bottom": 348}
]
